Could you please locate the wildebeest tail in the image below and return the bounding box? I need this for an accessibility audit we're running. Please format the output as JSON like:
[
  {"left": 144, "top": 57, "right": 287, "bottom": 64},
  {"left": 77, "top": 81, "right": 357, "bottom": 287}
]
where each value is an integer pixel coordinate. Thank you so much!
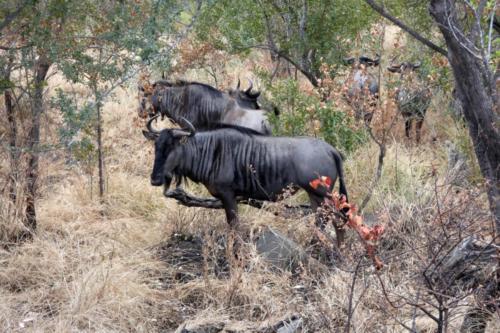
[{"left": 332, "top": 150, "right": 348, "bottom": 202}]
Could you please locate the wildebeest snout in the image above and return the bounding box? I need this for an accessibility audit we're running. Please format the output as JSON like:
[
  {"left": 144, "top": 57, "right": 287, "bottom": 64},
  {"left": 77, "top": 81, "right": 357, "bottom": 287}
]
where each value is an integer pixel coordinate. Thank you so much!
[{"left": 150, "top": 176, "right": 164, "bottom": 186}]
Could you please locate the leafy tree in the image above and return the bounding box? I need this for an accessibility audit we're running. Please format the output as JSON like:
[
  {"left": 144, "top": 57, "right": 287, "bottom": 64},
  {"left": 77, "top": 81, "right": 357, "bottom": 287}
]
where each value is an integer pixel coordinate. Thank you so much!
[
  {"left": 196, "top": 0, "right": 377, "bottom": 87},
  {"left": 1, "top": 0, "right": 194, "bottom": 236}
]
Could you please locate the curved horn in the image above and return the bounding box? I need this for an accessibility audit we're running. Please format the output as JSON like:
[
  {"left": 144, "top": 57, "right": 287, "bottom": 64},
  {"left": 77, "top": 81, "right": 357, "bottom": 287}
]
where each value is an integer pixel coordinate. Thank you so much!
[
  {"left": 180, "top": 117, "right": 196, "bottom": 136},
  {"left": 343, "top": 57, "right": 355, "bottom": 65},
  {"left": 359, "top": 55, "right": 380, "bottom": 66},
  {"left": 146, "top": 115, "right": 161, "bottom": 135},
  {"left": 412, "top": 61, "right": 421, "bottom": 69},
  {"left": 245, "top": 79, "right": 253, "bottom": 94},
  {"left": 387, "top": 64, "right": 402, "bottom": 73},
  {"left": 236, "top": 78, "right": 241, "bottom": 90}
]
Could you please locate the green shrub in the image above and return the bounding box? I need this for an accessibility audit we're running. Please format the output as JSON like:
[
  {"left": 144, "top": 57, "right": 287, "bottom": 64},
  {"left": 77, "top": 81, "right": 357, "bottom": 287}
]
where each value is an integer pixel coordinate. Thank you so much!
[{"left": 259, "top": 75, "right": 367, "bottom": 154}]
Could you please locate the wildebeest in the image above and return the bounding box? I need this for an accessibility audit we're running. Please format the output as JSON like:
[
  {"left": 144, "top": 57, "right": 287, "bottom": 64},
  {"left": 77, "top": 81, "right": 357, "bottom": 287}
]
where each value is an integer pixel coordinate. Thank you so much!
[
  {"left": 388, "top": 61, "right": 432, "bottom": 143},
  {"left": 143, "top": 116, "right": 348, "bottom": 242},
  {"left": 138, "top": 78, "right": 276, "bottom": 135},
  {"left": 343, "top": 55, "right": 380, "bottom": 124}
]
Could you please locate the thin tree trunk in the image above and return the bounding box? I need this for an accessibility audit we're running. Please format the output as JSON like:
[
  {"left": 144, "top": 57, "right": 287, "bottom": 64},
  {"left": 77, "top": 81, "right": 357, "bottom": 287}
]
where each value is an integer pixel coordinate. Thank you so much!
[
  {"left": 5, "top": 88, "right": 17, "bottom": 203},
  {"left": 25, "top": 56, "right": 50, "bottom": 235},
  {"left": 96, "top": 98, "right": 105, "bottom": 199},
  {"left": 3, "top": 58, "right": 18, "bottom": 204}
]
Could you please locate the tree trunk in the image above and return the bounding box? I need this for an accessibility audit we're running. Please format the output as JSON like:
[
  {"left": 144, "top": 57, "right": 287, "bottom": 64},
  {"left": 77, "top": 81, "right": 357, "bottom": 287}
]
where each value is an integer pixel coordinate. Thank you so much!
[
  {"left": 5, "top": 88, "right": 18, "bottom": 203},
  {"left": 430, "top": 0, "right": 499, "bottom": 234},
  {"left": 3, "top": 59, "right": 18, "bottom": 204},
  {"left": 96, "top": 99, "right": 105, "bottom": 199},
  {"left": 24, "top": 56, "right": 51, "bottom": 235},
  {"left": 429, "top": 1, "right": 499, "bottom": 332}
]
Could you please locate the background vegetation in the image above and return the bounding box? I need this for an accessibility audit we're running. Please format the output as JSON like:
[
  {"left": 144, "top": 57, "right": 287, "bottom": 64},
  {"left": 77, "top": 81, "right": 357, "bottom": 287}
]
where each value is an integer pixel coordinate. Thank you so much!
[{"left": 1, "top": 0, "right": 498, "bottom": 332}]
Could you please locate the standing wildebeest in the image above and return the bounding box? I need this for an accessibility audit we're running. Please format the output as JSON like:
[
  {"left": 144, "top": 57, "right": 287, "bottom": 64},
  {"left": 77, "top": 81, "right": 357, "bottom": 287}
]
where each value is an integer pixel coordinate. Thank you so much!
[
  {"left": 138, "top": 78, "right": 276, "bottom": 135},
  {"left": 143, "top": 116, "right": 348, "bottom": 243},
  {"left": 388, "top": 62, "right": 432, "bottom": 143},
  {"left": 343, "top": 55, "right": 380, "bottom": 124}
]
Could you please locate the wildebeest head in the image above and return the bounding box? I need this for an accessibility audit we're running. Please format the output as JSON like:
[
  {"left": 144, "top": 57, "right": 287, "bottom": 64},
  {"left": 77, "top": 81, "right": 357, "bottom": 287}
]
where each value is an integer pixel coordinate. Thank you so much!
[
  {"left": 142, "top": 115, "right": 196, "bottom": 187},
  {"left": 344, "top": 55, "right": 380, "bottom": 68},
  {"left": 387, "top": 61, "right": 431, "bottom": 142},
  {"left": 343, "top": 55, "right": 380, "bottom": 123},
  {"left": 138, "top": 77, "right": 277, "bottom": 134},
  {"left": 227, "top": 79, "right": 262, "bottom": 110},
  {"left": 229, "top": 79, "right": 280, "bottom": 116},
  {"left": 137, "top": 79, "right": 162, "bottom": 119}
]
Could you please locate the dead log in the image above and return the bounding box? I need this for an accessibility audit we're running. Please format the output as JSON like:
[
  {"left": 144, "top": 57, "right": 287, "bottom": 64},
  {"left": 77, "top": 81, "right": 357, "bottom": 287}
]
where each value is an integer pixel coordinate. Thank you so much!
[
  {"left": 430, "top": 236, "right": 498, "bottom": 290},
  {"left": 427, "top": 236, "right": 499, "bottom": 333}
]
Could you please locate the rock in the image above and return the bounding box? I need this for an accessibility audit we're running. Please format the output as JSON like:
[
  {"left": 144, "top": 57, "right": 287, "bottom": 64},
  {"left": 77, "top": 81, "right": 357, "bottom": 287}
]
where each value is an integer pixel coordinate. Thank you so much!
[
  {"left": 254, "top": 227, "right": 308, "bottom": 272},
  {"left": 254, "top": 227, "right": 330, "bottom": 274},
  {"left": 175, "top": 320, "right": 225, "bottom": 333},
  {"left": 174, "top": 315, "right": 303, "bottom": 333},
  {"left": 275, "top": 315, "right": 303, "bottom": 333}
]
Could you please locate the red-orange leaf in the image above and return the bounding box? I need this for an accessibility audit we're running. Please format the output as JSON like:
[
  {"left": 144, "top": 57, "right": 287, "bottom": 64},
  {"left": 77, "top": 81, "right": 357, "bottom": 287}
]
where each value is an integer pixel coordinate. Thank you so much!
[{"left": 309, "top": 176, "right": 332, "bottom": 190}]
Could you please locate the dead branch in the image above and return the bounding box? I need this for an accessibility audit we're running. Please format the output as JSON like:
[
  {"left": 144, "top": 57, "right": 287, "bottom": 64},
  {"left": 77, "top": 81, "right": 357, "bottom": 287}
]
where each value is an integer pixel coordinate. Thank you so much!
[
  {"left": 363, "top": 0, "right": 448, "bottom": 56},
  {"left": 164, "top": 187, "right": 312, "bottom": 214}
]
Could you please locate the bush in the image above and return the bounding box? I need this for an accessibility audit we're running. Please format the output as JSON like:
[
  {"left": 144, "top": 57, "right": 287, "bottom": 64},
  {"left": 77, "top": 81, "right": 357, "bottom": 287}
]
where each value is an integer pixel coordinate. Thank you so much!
[{"left": 258, "top": 75, "right": 367, "bottom": 154}]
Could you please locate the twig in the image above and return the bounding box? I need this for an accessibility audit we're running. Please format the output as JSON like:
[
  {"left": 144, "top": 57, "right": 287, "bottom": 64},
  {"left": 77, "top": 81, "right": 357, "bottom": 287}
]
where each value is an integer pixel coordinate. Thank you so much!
[{"left": 344, "top": 257, "right": 363, "bottom": 333}]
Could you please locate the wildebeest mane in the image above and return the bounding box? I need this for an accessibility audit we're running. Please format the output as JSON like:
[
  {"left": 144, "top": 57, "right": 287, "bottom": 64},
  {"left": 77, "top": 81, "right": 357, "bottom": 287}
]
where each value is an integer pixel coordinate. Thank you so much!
[
  {"left": 153, "top": 79, "right": 222, "bottom": 95},
  {"left": 154, "top": 80, "right": 226, "bottom": 128},
  {"left": 197, "top": 123, "right": 265, "bottom": 136}
]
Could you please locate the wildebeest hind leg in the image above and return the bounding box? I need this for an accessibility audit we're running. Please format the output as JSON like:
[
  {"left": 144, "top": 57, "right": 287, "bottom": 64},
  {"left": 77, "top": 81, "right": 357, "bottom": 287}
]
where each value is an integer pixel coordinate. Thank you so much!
[
  {"left": 415, "top": 118, "right": 424, "bottom": 143},
  {"left": 308, "top": 192, "right": 345, "bottom": 249}
]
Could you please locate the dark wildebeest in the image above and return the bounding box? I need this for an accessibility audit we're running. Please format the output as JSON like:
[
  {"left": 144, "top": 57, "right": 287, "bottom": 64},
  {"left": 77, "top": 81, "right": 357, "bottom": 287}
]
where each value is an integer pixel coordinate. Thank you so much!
[
  {"left": 143, "top": 116, "right": 348, "bottom": 243},
  {"left": 343, "top": 55, "right": 380, "bottom": 124},
  {"left": 138, "top": 78, "right": 277, "bottom": 135},
  {"left": 388, "top": 61, "right": 432, "bottom": 143}
]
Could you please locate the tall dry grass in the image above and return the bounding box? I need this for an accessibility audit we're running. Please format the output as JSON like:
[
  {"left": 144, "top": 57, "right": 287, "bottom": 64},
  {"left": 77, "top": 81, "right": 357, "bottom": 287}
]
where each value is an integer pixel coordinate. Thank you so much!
[{"left": 0, "top": 63, "right": 498, "bottom": 333}]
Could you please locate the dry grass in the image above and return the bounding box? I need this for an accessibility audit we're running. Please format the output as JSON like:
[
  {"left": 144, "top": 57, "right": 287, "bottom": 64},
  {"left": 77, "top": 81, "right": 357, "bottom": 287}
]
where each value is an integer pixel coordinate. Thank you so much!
[{"left": 0, "top": 65, "right": 498, "bottom": 333}]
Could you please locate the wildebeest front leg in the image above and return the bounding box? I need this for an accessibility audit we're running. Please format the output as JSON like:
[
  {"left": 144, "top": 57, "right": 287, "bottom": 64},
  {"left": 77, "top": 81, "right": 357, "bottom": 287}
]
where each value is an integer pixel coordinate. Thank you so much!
[
  {"left": 404, "top": 117, "right": 412, "bottom": 139},
  {"left": 218, "top": 191, "right": 239, "bottom": 229},
  {"left": 218, "top": 191, "right": 242, "bottom": 262}
]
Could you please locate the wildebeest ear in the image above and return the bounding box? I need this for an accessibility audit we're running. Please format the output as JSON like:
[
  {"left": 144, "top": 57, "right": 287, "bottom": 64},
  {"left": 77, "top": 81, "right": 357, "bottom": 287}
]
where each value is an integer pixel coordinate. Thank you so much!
[{"left": 142, "top": 130, "right": 158, "bottom": 141}]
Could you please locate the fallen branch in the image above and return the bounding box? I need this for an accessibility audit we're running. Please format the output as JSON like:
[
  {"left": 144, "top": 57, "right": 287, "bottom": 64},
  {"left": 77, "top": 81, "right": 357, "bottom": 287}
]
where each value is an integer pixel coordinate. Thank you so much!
[{"left": 164, "top": 187, "right": 312, "bottom": 214}]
